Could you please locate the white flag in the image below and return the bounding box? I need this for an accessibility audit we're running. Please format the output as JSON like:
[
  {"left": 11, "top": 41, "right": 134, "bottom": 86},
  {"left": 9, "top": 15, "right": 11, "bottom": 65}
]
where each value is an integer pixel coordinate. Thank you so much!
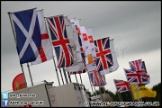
[
  {"left": 65, "top": 17, "right": 85, "bottom": 72},
  {"left": 31, "top": 10, "right": 53, "bottom": 65},
  {"left": 85, "top": 28, "right": 97, "bottom": 71},
  {"left": 100, "top": 39, "right": 119, "bottom": 75}
]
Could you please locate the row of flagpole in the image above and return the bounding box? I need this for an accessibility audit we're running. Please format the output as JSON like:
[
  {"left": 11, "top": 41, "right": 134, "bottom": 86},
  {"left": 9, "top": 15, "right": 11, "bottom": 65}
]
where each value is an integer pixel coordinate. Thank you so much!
[{"left": 8, "top": 8, "right": 102, "bottom": 101}]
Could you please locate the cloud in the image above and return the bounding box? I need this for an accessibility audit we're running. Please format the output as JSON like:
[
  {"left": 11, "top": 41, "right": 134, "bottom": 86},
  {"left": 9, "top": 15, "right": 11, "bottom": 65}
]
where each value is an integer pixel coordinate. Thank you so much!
[{"left": 1, "top": 1, "right": 161, "bottom": 94}]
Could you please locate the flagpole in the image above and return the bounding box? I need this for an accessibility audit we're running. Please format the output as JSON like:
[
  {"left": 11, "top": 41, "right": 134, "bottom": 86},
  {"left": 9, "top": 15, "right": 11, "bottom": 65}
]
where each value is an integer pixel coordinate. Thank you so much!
[
  {"left": 67, "top": 71, "right": 72, "bottom": 83},
  {"left": 27, "top": 63, "right": 34, "bottom": 86},
  {"left": 87, "top": 73, "right": 96, "bottom": 96},
  {"left": 99, "top": 86, "right": 103, "bottom": 101},
  {"left": 79, "top": 74, "right": 83, "bottom": 84},
  {"left": 52, "top": 57, "right": 61, "bottom": 86},
  {"left": 137, "top": 84, "right": 142, "bottom": 102},
  {"left": 63, "top": 67, "right": 68, "bottom": 84},
  {"left": 117, "top": 92, "right": 123, "bottom": 101},
  {"left": 20, "top": 64, "right": 27, "bottom": 87},
  {"left": 8, "top": 12, "right": 27, "bottom": 87},
  {"left": 75, "top": 74, "right": 79, "bottom": 83},
  {"left": 59, "top": 68, "right": 64, "bottom": 85},
  {"left": 128, "top": 83, "right": 135, "bottom": 101}
]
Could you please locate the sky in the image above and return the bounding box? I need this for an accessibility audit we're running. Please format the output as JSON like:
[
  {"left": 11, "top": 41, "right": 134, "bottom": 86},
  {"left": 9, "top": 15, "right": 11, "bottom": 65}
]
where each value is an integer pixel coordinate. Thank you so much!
[{"left": 1, "top": 1, "right": 161, "bottom": 94}]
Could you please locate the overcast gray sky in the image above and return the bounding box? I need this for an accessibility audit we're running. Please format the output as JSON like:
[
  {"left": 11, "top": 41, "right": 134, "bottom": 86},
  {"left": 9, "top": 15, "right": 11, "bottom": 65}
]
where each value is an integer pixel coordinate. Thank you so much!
[{"left": 1, "top": 1, "right": 161, "bottom": 94}]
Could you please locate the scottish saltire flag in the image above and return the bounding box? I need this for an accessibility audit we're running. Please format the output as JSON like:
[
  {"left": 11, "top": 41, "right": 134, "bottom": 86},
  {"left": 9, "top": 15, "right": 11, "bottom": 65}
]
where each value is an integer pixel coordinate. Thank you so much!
[
  {"left": 88, "top": 70, "right": 106, "bottom": 86},
  {"left": 94, "top": 37, "right": 113, "bottom": 72},
  {"left": 113, "top": 79, "right": 130, "bottom": 93},
  {"left": 31, "top": 10, "right": 53, "bottom": 65},
  {"left": 124, "top": 69, "right": 150, "bottom": 84},
  {"left": 10, "top": 8, "right": 41, "bottom": 64},
  {"left": 69, "top": 68, "right": 86, "bottom": 75},
  {"left": 100, "top": 39, "right": 119, "bottom": 75},
  {"left": 129, "top": 59, "right": 145, "bottom": 73},
  {"left": 46, "top": 15, "right": 74, "bottom": 68}
]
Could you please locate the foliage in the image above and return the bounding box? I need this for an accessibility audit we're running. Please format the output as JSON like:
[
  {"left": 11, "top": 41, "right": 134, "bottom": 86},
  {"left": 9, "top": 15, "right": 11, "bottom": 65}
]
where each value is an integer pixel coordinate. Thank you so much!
[{"left": 89, "top": 82, "right": 161, "bottom": 107}]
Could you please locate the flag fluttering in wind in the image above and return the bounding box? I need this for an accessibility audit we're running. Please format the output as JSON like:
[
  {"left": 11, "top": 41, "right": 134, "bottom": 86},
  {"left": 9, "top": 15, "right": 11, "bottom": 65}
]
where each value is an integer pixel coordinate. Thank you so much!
[
  {"left": 31, "top": 10, "right": 53, "bottom": 65},
  {"left": 130, "top": 84, "right": 157, "bottom": 100},
  {"left": 64, "top": 16, "right": 85, "bottom": 72},
  {"left": 10, "top": 8, "right": 41, "bottom": 64},
  {"left": 94, "top": 37, "right": 113, "bottom": 72},
  {"left": 114, "top": 79, "right": 130, "bottom": 93},
  {"left": 129, "top": 59, "right": 146, "bottom": 74},
  {"left": 88, "top": 70, "right": 106, "bottom": 86},
  {"left": 12, "top": 73, "right": 27, "bottom": 91},
  {"left": 124, "top": 69, "right": 150, "bottom": 84},
  {"left": 100, "top": 39, "right": 119, "bottom": 75},
  {"left": 46, "top": 15, "right": 74, "bottom": 68}
]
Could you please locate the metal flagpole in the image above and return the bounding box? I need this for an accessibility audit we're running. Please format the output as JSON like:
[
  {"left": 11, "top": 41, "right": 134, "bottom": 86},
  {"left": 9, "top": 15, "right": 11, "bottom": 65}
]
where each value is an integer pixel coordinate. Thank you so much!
[
  {"left": 79, "top": 74, "right": 83, "bottom": 84},
  {"left": 75, "top": 74, "right": 79, "bottom": 83},
  {"left": 67, "top": 71, "right": 72, "bottom": 83},
  {"left": 59, "top": 68, "right": 64, "bottom": 85},
  {"left": 87, "top": 73, "right": 96, "bottom": 96},
  {"left": 8, "top": 12, "right": 27, "bottom": 87},
  {"left": 128, "top": 83, "right": 135, "bottom": 101},
  {"left": 117, "top": 92, "right": 123, "bottom": 101},
  {"left": 52, "top": 57, "right": 61, "bottom": 86},
  {"left": 63, "top": 67, "right": 68, "bottom": 84},
  {"left": 143, "top": 61, "right": 147, "bottom": 73},
  {"left": 99, "top": 86, "right": 103, "bottom": 101},
  {"left": 27, "top": 63, "right": 34, "bottom": 86}
]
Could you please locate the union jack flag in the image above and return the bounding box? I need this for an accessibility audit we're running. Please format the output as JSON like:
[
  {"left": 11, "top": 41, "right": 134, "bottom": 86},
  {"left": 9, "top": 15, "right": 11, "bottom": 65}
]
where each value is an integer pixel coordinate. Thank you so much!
[
  {"left": 94, "top": 37, "right": 113, "bottom": 72},
  {"left": 69, "top": 68, "right": 86, "bottom": 75},
  {"left": 113, "top": 79, "right": 130, "bottom": 93},
  {"left": 46, "top": 15, "right": 74, "bottom": 68},
  {"left": 124, "top": 69, "right": 150, "bottom": 85},
  {"left": 129, "top": 59, "right": 145, "bottom": 73},
  {"left": 88, "top": 70, "right": 106, "bottom": 86}
]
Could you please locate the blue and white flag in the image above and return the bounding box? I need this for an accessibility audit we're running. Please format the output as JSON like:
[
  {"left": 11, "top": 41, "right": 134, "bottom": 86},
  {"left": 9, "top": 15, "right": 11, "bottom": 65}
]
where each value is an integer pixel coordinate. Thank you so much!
[{"left": 10, "top": 8, "right": 41, "bottom": 64}]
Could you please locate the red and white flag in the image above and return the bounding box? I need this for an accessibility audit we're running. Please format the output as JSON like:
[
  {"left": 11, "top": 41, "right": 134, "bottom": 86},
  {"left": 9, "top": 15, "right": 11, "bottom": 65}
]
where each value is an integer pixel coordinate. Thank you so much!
[
  {"left": 31, "top": 10, "right": 53, "bottom": 65},
  {"left": 100, "top": 39, "right": 119, "bottom": 75}
]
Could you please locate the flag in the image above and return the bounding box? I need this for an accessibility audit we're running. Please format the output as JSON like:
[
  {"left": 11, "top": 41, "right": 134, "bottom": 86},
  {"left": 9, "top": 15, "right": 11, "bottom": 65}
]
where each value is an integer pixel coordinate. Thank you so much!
[
  {"left": 124, "top": 69, "right": 150, "bottom": 84},
  {"left": 69, "top": 68, "right": 86, "bottom": 75},
  {"left": 12, "top": 73, "right": 27, "bottom": 91},
  {"left": 129, "top": 59, "right": 145, "bottom": 74},
  {"left": 100, "top": 39, "right": 119, "bottom": 75},
  {"left": 85, "top": 28, "right": 97, "bottom": 71},
  {"left": 65, "top": 17, "right": 85, "bottom": 72},
  {"left": 94, "top": 37, "right": 113, "bottom": 72},
  {"left": 31, "top": 10, "right": 53, "bottom": 65},
  {"left": 88, "top": 70, "right": 106, "bottom": 86},
  {"left": 46, "top": 15, "right": 74, "bottom": 68},
  {"left": 79, "top": 26, "right": 94, "bottom": 65},
  {"left": 64, "top": 16, "right": 82, "bottom": 63},
  {"left": 130, "top": 84, "right": 157, "bottom": 100},
  {"left": 10, "top": 8, "right": 41, "bottom": 64},
  {"left": 113, "top": 79, "right": 130, "bottom": 93}
]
